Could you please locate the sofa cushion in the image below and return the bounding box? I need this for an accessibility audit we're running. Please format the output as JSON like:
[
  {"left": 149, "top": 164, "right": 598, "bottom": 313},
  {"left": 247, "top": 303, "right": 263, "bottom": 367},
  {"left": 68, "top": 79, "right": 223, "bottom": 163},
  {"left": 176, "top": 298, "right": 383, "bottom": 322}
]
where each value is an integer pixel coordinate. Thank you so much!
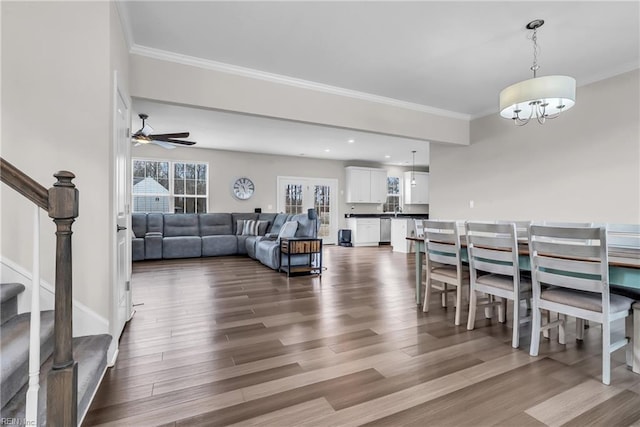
[
  {"left": 132, "top": 238, "right": 145, "bottom": 261},
  {"left": 147, "top": 213, "right": 164, "bottom": 234},
  {"left": 235, "top": 219, "right": 246, "bottom": 235},
  {"left": 269, "top": 213, "right": 291, "bottom": 236},
  {"left": 202, "top": 235, "right": 237, "bottom": 257},
  {"left": 278, "top": 221, "right": 298, "bottom": 240},
  {"left": 132, "top": 213, "right": 147, "bottom": 239},
  {"left": 292, "top": 213, "right": 315, "bottom": 238},
  {"left": 199, "top": 213, "right": 232, "bottom": 236},
  {"left": 258, "top": 213, "right": 277, "bottom": 232},
  {"left": 164, "top": 214, "right": 200, "bottom": 237},
  {"left": 231, "top": 213, "right": 258, "bottom": 234},
  {"left": 163, "top": 236, "right": 202, "bottom": 259}
]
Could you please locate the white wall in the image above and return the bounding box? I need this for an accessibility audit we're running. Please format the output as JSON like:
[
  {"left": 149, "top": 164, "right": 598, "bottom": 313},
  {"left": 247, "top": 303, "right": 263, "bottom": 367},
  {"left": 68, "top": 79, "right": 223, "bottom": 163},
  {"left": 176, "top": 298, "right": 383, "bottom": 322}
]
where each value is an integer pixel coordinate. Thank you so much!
[
  {"left": 1, "top": 1, "right": 130, "bottom": 331},
  {"left": 132, "top": 144, "right": 428, "bottom": 227},
  {"left": 130, "top": 54, "right": 469, "bottom": 145},
  {"left": 429, "top": 70, "right": 640, "bottom": 223}
]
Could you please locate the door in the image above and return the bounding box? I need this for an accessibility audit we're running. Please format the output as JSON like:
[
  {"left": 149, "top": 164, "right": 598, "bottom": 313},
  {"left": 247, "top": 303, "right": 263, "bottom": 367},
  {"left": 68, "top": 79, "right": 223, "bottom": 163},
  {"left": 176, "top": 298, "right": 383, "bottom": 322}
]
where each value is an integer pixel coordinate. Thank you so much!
[
  {"left": 113, "top": 74, "right": 132, "bottom": 341},
  {"left": 277, "top": 176, "right": 338, "bottom": 244}
]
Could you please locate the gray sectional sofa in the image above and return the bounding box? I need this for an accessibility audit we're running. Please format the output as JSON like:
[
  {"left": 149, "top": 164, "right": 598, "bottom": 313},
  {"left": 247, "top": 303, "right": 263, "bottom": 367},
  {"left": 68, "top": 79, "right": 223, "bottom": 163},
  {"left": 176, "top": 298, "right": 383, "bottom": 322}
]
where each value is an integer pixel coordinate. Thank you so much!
[{"left": 131, "top": 211, "right": 317, "bottom": 271}]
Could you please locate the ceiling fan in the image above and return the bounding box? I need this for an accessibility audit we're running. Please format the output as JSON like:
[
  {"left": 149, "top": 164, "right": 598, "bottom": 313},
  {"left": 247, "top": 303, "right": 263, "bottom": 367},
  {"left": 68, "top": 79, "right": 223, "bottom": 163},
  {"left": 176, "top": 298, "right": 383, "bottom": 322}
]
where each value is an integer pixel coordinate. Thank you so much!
[{"left": 132, "top": 113, "right": 196, "bottom": 149}]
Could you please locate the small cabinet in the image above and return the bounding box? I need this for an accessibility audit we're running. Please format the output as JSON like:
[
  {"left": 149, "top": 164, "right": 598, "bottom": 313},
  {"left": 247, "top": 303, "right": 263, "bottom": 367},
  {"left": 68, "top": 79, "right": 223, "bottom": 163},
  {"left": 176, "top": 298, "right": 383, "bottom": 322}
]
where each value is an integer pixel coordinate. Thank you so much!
[
  {"left": 403, "top": 171, "right": 429, "bottom": 204},
  {"left": 346, "top": 167, "right": 387, "bottom": 203},
  {"left": 346, "top": 218, "right": 381, "bottom": 247}
]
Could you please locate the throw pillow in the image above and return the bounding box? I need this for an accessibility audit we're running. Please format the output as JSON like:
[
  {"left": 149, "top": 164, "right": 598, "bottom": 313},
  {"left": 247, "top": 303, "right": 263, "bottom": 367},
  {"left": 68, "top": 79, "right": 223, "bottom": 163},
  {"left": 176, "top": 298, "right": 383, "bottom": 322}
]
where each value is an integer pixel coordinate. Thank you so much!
[
  {"left": 235, "top": 219, "right": 246, "bottom": 235},
  {"left": 277, "top": 220, "right": 298, "bottom": 241},
  {"left": 242, "top": 220, "right": 270, "bottom": 236},
  {"left": 242, "top": 219, "right": 258, "bottom": 236},
  {"left": 257, "top": 220, "right": 270, "bottom": 236}
]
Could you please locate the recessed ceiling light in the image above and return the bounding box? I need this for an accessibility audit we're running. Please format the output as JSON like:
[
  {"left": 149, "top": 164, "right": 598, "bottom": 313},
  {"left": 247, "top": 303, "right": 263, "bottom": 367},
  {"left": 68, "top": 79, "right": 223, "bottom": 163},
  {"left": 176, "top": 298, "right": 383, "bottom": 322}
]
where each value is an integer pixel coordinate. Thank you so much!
[
  {"left": 385, "top": 155, "right": 391, "bottom": 158},
  {"left": 347, "top": 139, "right": 355, "bottom": 144},
  {"left": 325, "top": 149, "right": 331, "bottom": 152}
]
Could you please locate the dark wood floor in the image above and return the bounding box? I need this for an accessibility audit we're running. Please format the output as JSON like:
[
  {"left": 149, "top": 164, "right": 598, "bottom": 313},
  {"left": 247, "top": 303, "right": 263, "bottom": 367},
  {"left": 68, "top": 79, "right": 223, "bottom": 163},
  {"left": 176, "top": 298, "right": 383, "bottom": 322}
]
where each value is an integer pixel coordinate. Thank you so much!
[{"left": 85, "top": 246, "right": 640, "bottom": 426}]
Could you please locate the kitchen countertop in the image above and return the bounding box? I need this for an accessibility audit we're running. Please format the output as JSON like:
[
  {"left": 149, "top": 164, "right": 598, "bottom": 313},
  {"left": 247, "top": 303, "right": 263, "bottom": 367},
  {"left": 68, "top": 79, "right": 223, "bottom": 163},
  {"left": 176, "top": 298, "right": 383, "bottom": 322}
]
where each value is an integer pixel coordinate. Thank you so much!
[{"left": 345, "top": 213, "right": 429, "bottom": 219}]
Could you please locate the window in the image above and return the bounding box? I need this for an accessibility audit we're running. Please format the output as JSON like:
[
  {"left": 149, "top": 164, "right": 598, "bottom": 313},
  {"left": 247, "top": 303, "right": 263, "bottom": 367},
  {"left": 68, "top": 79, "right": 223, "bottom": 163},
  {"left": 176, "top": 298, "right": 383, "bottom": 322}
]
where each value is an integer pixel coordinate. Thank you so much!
[
  {"left": 383, "top": 176, "right": 401, "bottom": 213},
  {"left": 132, "top": 159, "right": 208, "bottom": 213}
]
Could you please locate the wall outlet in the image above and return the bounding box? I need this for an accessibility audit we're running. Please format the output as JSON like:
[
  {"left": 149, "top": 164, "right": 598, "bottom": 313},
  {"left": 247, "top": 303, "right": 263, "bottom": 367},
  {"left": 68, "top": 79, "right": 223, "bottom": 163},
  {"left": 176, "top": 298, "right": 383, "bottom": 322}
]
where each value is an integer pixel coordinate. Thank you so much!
[{"left": 267, "top": 204, "right": 273, "bottom": 210}]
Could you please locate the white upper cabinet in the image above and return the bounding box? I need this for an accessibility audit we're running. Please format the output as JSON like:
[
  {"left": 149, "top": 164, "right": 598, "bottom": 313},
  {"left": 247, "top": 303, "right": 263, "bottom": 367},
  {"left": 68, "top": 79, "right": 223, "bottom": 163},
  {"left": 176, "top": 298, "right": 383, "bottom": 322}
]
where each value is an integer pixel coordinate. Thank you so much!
[
  {"left": 403, "top": 171, "right": 429, "bottom": 204},
  {"left": 345, "top": 167, "right": 387, "bottom": 203}
]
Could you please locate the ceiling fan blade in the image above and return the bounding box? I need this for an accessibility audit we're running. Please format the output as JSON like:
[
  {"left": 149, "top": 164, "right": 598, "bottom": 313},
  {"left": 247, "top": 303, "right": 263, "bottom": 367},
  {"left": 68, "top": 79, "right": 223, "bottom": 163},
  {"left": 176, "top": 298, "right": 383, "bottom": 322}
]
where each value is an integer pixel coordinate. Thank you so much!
[
  {"left": 151, "top": 140, "right": 177, "bottom": 150},
  {"left": 139, "top": 124, "right": 154, "bottom": 136},
  {"left": 162, "top": 139, "right": 196, "bottom": 146},
  {"left": 149, "top": 132, "right": 189, "bottom": 139}
]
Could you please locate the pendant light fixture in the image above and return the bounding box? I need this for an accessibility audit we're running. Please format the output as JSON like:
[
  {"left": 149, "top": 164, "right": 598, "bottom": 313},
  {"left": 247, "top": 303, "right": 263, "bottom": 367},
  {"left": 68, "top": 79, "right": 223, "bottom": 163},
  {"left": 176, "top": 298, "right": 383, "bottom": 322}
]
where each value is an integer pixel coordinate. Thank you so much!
[
  {"left": 411, "top": 150, "right": 416, "bottom": 187},
  {"left": 499, "top": 19, "right": 576, "bottom": 125}
]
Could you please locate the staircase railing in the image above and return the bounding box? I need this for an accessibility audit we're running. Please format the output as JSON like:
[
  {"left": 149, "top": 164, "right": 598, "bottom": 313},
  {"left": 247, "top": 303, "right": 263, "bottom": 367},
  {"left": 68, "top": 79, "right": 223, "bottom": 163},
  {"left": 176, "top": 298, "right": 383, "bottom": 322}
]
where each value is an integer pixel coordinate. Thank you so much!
[{"left": 1, "top": 157, "right": 79, "bottom": 426}]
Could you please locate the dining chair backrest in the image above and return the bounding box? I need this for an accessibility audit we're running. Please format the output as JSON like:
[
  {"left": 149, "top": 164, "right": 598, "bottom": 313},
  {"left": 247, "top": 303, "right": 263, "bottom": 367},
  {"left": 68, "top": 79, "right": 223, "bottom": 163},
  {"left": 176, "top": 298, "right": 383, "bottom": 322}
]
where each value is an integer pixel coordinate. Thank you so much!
[
  {"left": 423, "top": 220, "right": 461, "bottom": 268},
  {"left": 498, "top": 220, "right": 531, "bottom": 241},
  {"left": 466, "top": 222, "right": 520, "bottom": 277},
  {"left": 607, "top": 223, "right": 640, "bottom": 249},
  {"left": 529, "top": 225, "right": 608, "bottom": 295},
  {"left": 414, "top": 219, "right": 425, "bottom": 238}
]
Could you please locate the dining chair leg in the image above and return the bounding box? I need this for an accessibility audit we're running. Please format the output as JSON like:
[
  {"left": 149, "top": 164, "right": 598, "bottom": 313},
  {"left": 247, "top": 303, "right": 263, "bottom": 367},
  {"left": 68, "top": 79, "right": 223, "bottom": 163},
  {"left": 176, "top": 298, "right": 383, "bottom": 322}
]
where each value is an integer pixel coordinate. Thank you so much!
[
  {"left": 530, "top": 305, "right": 541, "bottom": 356},
  {"left": 512, "top": 297, "right": 520, "bottom": 349},
  {"left": 626, "top": 314, "right": 633, "bottom": 369},
  {"left": 422, "top": 279, "right": 432, "bottom": 313},
  {"left": 454, "top": 285, "right": 463, "bottom": 326},
  {"left": 543, "top": 310, "right": 552, "bottom": 339},
  {"left": 558, "top": 314, "right": 566, "bottom": 345},
  {"left": 602, "top": 320, "right": 611, "bottom": 385},
  {"left": 498, "top": 298, "right": 507, "bottom": 323},
  {"left": 484, "top": 294, "right": 494, "bottom": 319},
  {"left": 467, "top": 290, "right": 477, "bottom": 330},
  {"left": 576, "top": 318, "right": 585, "bottom": 340},
  {"left": 441, "top": 283, "right": 448, "bottom": 307}
]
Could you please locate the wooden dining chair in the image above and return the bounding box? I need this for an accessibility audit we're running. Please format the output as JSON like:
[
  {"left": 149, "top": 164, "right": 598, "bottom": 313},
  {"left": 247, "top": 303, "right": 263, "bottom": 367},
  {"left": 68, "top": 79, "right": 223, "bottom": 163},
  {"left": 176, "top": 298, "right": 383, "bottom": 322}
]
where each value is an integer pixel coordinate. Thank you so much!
[
  {"left": 422, "top": 220, "right": 469, "bottom": 325},
  {"left": 528, "top": 225, "right": 633, "bottom": 385},
  {"left": 465, "top": 222, "right": 532, "bottom": 348}
]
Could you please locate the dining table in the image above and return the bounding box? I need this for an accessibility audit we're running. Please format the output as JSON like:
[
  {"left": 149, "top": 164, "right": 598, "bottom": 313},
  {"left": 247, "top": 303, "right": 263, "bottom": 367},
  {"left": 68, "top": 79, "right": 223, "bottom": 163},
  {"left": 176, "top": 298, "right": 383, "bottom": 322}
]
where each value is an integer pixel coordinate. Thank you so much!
[{"left": 406, "top": 236, "right": 640, "bottom": 374}]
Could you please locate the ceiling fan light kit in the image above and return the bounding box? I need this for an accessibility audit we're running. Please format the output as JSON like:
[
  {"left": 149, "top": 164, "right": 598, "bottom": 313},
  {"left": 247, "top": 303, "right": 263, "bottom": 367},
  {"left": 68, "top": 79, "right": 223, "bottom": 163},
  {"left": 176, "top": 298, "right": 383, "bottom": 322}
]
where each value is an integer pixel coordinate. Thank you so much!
[
  {"left": 499, "top": 19, "right": 576, "bottom": 125},
  {"left": 132, "top": 113, "right": 197, "bottom": 148}
]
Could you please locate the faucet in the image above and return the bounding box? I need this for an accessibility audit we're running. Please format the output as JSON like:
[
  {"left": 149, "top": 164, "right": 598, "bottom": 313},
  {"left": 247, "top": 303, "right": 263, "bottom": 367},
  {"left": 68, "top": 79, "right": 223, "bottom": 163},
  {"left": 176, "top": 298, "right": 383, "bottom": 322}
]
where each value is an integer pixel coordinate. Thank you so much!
[{"left": 394, "top": 206, "right": 402, "bottom": 217}]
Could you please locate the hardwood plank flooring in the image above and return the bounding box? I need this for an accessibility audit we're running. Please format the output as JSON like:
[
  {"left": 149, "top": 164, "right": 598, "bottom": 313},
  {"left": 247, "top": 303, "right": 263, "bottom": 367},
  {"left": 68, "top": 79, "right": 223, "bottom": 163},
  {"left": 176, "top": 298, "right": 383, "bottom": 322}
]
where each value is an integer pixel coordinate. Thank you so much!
[{"left": 85, "top": 246, "right": 640, "bottom": 426}]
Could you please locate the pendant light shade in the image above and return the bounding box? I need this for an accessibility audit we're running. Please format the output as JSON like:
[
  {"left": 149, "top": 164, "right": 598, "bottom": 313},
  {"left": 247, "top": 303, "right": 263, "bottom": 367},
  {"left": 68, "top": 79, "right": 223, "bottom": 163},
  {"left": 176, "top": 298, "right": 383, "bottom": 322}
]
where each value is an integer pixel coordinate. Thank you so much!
[{"left": 499, "top": 19, "right": 576, "bottom": 125}]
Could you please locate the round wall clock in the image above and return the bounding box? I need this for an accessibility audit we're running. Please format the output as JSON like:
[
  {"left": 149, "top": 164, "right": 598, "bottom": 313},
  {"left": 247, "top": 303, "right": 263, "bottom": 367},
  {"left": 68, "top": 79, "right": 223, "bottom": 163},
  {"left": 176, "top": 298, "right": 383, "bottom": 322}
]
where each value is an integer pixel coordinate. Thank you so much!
[{"left": 232, "top": 177, "right": 255, "bottom": 200}]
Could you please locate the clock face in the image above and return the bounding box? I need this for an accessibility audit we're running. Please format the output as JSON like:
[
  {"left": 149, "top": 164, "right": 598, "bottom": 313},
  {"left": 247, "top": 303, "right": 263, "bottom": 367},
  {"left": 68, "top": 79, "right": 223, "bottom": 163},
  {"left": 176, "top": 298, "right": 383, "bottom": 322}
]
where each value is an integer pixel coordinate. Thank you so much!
[{"left": 233, "top": 177, "right": 255, "bottom": 200}]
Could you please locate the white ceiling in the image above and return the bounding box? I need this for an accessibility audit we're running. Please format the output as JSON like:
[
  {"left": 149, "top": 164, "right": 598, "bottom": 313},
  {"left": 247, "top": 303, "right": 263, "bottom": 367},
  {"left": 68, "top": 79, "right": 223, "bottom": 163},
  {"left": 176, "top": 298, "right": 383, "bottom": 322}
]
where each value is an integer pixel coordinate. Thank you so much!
[{"left": 121, "top": 1, "right": 639, "bottom": 165}]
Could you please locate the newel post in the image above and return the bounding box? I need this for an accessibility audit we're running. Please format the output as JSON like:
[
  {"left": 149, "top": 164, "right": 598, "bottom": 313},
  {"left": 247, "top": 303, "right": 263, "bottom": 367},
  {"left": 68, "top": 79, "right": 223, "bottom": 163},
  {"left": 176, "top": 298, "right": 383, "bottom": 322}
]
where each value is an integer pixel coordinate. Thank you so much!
[{"left": 46, "top": 171, "right": 79, "bottom": 426}]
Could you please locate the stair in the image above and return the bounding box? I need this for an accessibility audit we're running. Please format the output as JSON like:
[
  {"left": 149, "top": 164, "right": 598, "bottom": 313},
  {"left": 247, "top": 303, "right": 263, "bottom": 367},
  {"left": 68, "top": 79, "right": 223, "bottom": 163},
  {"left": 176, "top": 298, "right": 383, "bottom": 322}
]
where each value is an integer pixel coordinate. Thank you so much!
[{"left": 0, "top": 283, "right": 112, "bottom": 425}]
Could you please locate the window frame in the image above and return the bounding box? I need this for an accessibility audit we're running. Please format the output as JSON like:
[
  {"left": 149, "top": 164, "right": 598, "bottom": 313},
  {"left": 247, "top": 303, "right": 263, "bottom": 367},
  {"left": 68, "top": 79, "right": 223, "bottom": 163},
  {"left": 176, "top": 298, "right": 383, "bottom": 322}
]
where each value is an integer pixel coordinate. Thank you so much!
[
  {"left": 383, "top": 176, "right": 402, "bottom": 213},
  {"left": 132, "top": 158, "right": 209, "bottom": 214}
]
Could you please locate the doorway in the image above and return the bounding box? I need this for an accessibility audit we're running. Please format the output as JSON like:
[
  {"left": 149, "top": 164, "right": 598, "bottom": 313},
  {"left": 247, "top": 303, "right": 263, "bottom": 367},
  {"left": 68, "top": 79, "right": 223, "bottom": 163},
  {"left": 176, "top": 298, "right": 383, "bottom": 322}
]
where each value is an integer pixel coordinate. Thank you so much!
[{"left": 277, "top": 176, "right": 338, "bottom": 244}]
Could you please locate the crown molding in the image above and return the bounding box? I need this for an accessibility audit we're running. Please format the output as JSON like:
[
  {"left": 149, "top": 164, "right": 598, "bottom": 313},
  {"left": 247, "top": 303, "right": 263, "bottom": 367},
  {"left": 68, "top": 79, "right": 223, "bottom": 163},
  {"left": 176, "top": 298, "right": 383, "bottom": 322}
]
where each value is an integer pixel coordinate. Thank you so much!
[{"left": 129, "top": 44, "right": 471, "bottom": 121}]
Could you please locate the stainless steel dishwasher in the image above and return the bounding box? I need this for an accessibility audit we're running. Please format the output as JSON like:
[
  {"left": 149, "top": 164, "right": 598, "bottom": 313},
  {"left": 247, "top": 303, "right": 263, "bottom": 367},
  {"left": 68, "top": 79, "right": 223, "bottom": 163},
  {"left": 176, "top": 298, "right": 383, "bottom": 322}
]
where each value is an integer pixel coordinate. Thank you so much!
[{"left": 380, "top": 218, "right": 391, "bottom": 243}]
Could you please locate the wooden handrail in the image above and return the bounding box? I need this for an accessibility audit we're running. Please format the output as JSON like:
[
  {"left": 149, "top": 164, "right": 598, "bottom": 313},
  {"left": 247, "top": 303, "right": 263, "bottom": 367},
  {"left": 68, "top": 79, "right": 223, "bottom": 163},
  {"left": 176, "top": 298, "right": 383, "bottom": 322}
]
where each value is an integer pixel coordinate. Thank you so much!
[
  {"left": 0, "top": 157, "right": 79, "bottom": 426},
  {"left": 0, "top": 157, "right": 49, "bottom": 210}
]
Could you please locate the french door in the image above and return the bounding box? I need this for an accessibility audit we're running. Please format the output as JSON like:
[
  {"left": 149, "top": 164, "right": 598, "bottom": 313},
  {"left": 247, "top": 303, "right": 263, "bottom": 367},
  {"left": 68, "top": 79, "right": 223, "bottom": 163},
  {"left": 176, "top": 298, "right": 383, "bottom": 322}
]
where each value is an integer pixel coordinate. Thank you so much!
[{"left": 277, "top": 176, "right": 338, "bottom": 244}]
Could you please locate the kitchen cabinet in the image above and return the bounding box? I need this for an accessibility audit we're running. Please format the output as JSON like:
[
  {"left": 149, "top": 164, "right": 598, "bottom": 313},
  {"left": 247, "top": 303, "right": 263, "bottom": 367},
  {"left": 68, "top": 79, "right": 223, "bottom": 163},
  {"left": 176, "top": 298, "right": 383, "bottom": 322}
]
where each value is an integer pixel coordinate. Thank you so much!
[
  {"left": 346, "top": 218, "right": 381, "bottom": 247},
  {"left": 345, "top": 167, "right": 387, "bottom": 203},
  {"left": 403, "top": 171, "right": 429, "bottom": 204},
  {"left": 391, "top": 218, "right": 419, "bottom": 253}
]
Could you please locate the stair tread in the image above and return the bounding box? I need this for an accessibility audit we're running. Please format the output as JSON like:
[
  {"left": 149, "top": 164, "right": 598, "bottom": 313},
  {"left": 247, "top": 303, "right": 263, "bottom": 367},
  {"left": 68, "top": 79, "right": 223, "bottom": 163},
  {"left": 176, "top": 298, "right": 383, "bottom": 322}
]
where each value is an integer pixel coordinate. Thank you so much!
[
  {"left": 0, "top": 311, "right": 55, "bottom": 381},
  {"left": 0, "top": 283, "right": 25, "bottom": 304},
  {"left": 1, "top": 334, "right": 112, "bottom": 425}
]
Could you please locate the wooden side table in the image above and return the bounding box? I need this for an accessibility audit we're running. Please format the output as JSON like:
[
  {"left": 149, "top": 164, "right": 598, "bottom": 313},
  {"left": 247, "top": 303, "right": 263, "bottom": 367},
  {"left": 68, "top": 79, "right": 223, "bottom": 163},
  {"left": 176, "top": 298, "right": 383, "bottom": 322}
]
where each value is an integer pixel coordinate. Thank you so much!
[{"left": 279, "top": 237, "right": 323, "bottom": 277}]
